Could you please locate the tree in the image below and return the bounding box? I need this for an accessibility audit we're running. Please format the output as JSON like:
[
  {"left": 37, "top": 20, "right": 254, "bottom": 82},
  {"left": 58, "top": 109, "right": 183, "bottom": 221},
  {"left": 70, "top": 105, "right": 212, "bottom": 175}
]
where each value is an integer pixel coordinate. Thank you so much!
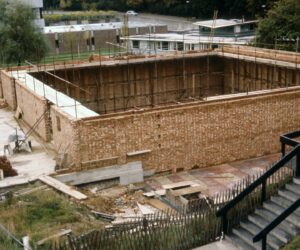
[
  {"left": 256, "top": 0, "right": 300, "bottom": 50},
  {"left": 0, "top": 0, "right": 48, "bottom": 65}
]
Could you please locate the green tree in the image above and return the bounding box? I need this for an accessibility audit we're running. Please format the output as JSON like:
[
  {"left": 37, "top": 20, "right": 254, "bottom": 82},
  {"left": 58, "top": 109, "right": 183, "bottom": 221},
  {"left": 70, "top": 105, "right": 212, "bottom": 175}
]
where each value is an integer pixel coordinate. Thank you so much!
[
  {"left": 0, "top": 0, "right": 48, "bottom": 65},
  {"left": 256, "top": 0, "right": 300, "bottom": 49}
]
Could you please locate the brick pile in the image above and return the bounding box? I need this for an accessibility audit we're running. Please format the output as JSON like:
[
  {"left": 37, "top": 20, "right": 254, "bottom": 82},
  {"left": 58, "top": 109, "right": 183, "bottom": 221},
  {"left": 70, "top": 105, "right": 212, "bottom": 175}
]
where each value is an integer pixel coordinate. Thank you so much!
[{"left": 0, "top": 156, "right": 17, "bottom": 177}]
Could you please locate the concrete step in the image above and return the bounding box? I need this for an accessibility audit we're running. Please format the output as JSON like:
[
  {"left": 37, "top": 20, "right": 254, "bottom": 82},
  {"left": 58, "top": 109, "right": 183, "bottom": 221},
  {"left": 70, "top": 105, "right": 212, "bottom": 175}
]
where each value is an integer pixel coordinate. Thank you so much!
[
  {"left": 278, "top": 189, "right": 299, "bottom": 203},
  {"left": 270, "top": 195, "right": 300, "bottom": 217},
  {"left": 263, "top": 200, "right": 300, "bottom": 228},
  {"left": 255, "top": 208, "right": 299, "bottom": 236},
  {"left": 248, "top": 214, "right": 290, "bottom": 244},
  {"left": 232, "top": 227, "right": 261, "bottom": 250},
  {"left": 227, "top": 234, "right": 256, "bottom": 250},
  {"left": 293, "top": 177, "right": 300, "bottom": 186},
  {"left": 286, "top": 183, "right": 300, "bottom": 196},
  {"left": 240, "top": 221, "right": 283, "bottom": 250}
]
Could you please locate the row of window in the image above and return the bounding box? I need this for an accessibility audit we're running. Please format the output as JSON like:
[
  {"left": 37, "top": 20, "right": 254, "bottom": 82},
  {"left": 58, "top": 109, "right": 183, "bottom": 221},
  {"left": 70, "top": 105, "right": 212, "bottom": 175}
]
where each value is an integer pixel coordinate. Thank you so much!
[{"left": 132, "top": 41, "right": 195, "bottom": 51}]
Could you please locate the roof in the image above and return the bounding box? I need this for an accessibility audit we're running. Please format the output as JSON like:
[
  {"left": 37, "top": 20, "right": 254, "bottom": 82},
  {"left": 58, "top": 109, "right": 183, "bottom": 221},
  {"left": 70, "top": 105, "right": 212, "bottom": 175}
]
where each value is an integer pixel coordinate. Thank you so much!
[
  {"left": 44, "top": 22, "right": 164, "bottom": 34},
  {"left": 123, "top": 32, "right": 255, "bottom": 45},
  {"left": 193, "top": 19, "right": 257, "bottom": 29}
]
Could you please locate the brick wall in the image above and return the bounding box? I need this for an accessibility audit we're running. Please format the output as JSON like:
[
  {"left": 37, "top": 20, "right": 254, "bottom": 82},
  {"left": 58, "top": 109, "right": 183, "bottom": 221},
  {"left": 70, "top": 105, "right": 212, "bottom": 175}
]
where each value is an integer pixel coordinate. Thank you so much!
[
  {"left": 0, "top": 72, "right": 3, "bottom": 98},
  {"left": 15, "top": 81, "right": 51, "bottom": 141},
  {"left": 50, "top": 106, "right": 80, "bottom": 167},
  {"left": 69, "top": 88, "right": 300, "bottom": 172},
  {"left": 0, "top": 71, "right": 17, "bottom": 109}
]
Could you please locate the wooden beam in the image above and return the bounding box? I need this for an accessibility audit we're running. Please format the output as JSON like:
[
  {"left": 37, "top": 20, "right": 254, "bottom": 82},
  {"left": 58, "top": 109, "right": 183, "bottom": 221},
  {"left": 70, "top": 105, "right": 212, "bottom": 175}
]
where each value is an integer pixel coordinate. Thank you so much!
[{"left": 39, "top": 175, "right": 87, "bottom": 200}]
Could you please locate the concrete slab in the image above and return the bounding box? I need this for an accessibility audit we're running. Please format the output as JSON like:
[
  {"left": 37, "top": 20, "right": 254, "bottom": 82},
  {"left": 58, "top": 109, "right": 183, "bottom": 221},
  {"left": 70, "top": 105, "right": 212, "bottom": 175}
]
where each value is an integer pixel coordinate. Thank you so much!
[
  {"left": 193, "top": 240, "right": 238, "bottom": 250},
  {"left": 0, "top": 108, "right": 56, "bottom": 188},
  {"left": 147, "top": 154, "right": 279, "bottom": 197},
  {"left": 56, "top": 161, "right": 144, "bottom": 186}
]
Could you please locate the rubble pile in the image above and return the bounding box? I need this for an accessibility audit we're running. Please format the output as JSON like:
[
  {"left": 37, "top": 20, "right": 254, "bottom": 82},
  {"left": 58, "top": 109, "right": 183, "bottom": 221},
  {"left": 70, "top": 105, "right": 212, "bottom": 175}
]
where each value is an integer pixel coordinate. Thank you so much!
[
  {"left": 0, "top": 99, "right": 7, "bottom": 109},
  {"left": 0, "top": 156, "right": 17, "bottom": 177}
]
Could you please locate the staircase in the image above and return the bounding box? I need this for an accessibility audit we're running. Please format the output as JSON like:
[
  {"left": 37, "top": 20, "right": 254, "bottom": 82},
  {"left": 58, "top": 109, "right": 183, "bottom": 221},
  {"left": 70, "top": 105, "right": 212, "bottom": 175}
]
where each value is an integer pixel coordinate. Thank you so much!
[
  {"left": 216, "top": 130, "right": 300, "bottom": 250},
  {"left": 228, "top": 177, "right": 300, "bottom": 250}
]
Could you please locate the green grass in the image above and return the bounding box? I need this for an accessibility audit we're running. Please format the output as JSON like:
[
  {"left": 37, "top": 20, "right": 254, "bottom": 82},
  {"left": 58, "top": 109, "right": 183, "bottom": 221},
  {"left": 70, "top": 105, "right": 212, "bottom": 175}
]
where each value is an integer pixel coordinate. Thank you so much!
[
  {"left": 283, "top": 234, "right": 300, "bottom": 250},
  {"left": 44, "top": 10, "right": 116, "bottom": 24},
  {"left": 0, "top": 188, "right": 104, "bottom": 248},
  {"left": 0, "top": 48, "right": 126, "bottom": 68}
]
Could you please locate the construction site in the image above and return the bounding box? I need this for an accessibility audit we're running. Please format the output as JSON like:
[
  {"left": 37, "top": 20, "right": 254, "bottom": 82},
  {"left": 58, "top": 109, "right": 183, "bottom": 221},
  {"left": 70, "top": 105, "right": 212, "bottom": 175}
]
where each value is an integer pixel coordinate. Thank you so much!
[
  {"left": 0, "top": 45, "right": 300, "bottom": 248},
  {"left": 1, "top": 46, "right": 300, "bottom": 171}
]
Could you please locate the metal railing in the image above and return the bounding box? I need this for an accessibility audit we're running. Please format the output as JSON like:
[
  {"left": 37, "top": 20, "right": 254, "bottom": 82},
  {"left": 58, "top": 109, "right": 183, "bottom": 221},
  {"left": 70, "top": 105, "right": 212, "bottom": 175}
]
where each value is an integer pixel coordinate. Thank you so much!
[
  {"left": 216, "top": 130, "right": 300, "bottom": 249},
  {"left": 253, "top": 198, "right": 300, "bottom": 250}
]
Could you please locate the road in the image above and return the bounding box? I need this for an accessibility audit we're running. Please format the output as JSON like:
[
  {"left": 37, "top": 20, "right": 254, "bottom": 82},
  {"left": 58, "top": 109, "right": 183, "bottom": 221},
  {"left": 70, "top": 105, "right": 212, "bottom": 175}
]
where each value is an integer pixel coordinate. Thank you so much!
[
  {"left": 45, "top": 10, "right": 199, "bottom": 31},
  {"left": 117, "top": 12, "right": 198, "bottom": 31}
]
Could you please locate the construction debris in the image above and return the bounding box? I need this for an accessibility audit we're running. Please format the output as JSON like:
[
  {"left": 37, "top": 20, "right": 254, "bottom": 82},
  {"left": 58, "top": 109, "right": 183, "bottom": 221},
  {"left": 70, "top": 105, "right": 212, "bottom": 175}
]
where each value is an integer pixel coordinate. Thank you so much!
[
  {"left": 0, "top": 99, "right": 7, "bottom": 109},
  {"left": 91, "top": 210, "right": 116, "bottom": 221},
  {"left": 0, "top": 156, "right": 17, "bottom": 177}
]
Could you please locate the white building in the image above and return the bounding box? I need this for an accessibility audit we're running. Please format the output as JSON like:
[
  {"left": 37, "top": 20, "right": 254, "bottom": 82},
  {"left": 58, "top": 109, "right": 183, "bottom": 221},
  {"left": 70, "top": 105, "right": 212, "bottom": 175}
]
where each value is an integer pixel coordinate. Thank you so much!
[
  {"left": 123, "top": 19, "right": 258, "bottom": 54},
  {"left": 7, "top": 0, "right": 45, "bottom": 28}
]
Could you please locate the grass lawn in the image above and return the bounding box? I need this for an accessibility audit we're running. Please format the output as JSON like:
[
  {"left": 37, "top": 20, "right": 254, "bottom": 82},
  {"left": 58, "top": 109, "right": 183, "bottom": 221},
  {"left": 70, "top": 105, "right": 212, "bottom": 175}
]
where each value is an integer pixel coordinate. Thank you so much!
[
  {"left": 283, "top": 234, "right": 300, "bottom": 250},
  {"left": 0, "top": 186, "right": 104, "bottom": 249}
]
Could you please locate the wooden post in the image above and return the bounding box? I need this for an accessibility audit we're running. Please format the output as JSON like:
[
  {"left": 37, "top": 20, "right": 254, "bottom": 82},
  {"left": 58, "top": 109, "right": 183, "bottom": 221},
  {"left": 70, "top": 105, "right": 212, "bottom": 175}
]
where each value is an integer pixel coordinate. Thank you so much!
[{"left": 22, "top": 236, "right": 31, "bottom": 250}]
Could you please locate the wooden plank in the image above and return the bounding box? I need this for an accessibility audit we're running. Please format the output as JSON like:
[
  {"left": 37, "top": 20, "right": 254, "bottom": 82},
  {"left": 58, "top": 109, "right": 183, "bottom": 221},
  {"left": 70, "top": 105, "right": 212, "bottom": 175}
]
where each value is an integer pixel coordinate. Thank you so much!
[
  {"left": 39, "top": 175, "right": 87, "bottom": 200},
  {"left": 169, "top": 186, "right": 204, "bottom": 197},
  {"left": 91, "top": 210, "right": 115, "bottom": 221},
  {"left": 146, "top": 199, "right": 177, "bottom": 214},
  {"left": 127, "top": 149, "right": 151, "bottom": 157},
  {"left": 37, "top": 229, "right": 72, "bottom": 246},
  {"left": 162, "top": 181, "right": 198, "bottom": 190}
]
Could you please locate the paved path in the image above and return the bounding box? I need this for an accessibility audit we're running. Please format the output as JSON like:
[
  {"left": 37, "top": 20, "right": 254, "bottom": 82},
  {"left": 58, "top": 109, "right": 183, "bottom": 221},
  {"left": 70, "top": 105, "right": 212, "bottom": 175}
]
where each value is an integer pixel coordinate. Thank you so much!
[
  {"left": 193, "top": 240, "right": 238, "bottom": 250},
  {"left": 0, "top": 107, "right": 55, "bottom": 188},
  {"left": 147, "top": 153, "right": 279, "bottom": 197}
]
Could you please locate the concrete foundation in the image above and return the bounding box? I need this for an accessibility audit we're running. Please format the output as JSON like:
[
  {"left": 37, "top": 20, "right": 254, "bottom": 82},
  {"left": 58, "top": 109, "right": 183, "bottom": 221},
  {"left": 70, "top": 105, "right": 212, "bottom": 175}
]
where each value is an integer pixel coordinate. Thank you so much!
[{"left": 55, "top": 161, "right": 144, "bottom": 186}]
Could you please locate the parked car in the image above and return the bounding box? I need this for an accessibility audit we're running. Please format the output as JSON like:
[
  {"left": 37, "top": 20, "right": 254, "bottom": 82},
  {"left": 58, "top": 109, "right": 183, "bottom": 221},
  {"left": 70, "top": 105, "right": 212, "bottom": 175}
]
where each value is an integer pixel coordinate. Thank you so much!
[{"left": 126, "top": 10, "right": 138, "bottom": 16}]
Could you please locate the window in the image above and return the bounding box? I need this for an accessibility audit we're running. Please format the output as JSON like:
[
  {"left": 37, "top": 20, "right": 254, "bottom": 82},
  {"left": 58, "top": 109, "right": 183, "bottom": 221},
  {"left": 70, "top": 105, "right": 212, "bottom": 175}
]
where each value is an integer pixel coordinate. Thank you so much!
[
  {"left": 177, "top": 42, "right": 184, "bottom": 51},
  {"left": 191, "top": 44, "right": 195, "bottom": 50},
  {"left": 132, "top": 40, "right": 140, "bottom": 49},
  {"left": 56, "top": 116, "right": 61, "bottom": 132},
  {"left": 157, "top": 42, "right": 161, "bottom": 49},
  {"left": 55, "top": 33, "right": 59, "bottom": 49},
  {"left": 162, "top": 41, "right": 169, "bottom": 50}
]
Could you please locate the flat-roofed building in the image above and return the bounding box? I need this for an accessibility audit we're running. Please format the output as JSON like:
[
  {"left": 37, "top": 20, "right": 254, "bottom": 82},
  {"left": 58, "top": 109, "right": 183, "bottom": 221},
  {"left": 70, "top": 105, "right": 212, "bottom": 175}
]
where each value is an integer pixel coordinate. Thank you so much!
[
  {"left": 43, "top": 22, "right": 168, "bottom": 54},
  {"left": 123, "top": 19, "right": 258, "bottom": 54},
  {"left": 6, "top": 0, "right": 45, "bottom": 27}
]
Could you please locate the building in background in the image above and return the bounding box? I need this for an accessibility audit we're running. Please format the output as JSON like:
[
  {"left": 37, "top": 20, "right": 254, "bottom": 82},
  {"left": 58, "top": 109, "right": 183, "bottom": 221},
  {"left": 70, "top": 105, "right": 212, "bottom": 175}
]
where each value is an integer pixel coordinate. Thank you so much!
[
  {"left": 7, "top": 0, "right": 45, "bottom": 27},
  {"left": 44, "top": 22, "right": 168, "bottom": 54},
  {"left": 124, "top": 19, "right": 258, "bottom": 54}
]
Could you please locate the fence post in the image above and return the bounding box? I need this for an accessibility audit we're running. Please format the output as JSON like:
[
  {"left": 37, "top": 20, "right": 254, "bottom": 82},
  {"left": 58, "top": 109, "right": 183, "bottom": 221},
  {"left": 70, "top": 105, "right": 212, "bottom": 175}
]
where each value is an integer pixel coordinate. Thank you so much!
[
  {"left": 281, "top": 142, "right": 286, "bottom": 158},
  {"left": 296, "top": 150, "right": 300, "bottom": 177},
  {"left": 261, "top": 180, "right": 266, "bottom": 205},
  {"left": 222, "top": 213, "right": 228, "bottom": 236},
  {"left": 262, "top": 235, "right": 267, "bottom": 250}
]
